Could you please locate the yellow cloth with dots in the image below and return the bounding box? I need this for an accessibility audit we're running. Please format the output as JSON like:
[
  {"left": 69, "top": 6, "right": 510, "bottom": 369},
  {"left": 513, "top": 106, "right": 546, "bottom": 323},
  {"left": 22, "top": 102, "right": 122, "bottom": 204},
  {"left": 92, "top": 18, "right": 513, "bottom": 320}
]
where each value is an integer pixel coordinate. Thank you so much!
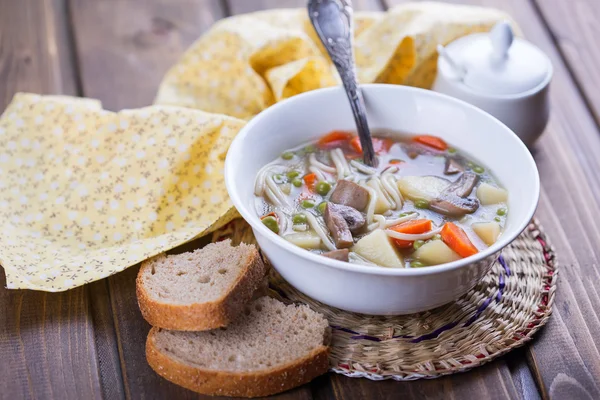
[{"left": 0, "top": 3, "right": 516, "bottom": 291}]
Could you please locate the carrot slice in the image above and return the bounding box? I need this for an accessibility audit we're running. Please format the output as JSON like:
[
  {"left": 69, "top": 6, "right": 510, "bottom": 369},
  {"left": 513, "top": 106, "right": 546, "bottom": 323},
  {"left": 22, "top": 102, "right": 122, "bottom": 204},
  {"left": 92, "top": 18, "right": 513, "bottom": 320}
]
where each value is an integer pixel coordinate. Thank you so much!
[
  {"left": 413, "top": 135, "right": 448, "bottom": 151},
  {"left": 350, "top": 136, "right": 362, "bottom": 153},
  {"left": 350, "top": 136, "right": 393, "bottom": 154},
  {"left": 303, "top": 173, "right": 317, "bottom": 192},
  {"left": 389, "top": 219, "right": 432, "bottom": 248},
  {"left": 317, "top": 131, "right": 353, "bottom": 148},
  {"left": 441, "top": 222, "right": 478, "bottom": 258},
  {"left": 389, "top": 159, "right": 404, "bottom": 165}
]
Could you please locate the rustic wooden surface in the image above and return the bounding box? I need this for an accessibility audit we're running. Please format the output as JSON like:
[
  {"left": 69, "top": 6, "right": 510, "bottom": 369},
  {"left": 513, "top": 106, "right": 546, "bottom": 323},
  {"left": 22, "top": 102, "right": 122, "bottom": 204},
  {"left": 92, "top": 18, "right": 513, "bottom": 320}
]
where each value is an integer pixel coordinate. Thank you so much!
[{"left": 0, "top": 0, "right": 598, "bottom": 399}]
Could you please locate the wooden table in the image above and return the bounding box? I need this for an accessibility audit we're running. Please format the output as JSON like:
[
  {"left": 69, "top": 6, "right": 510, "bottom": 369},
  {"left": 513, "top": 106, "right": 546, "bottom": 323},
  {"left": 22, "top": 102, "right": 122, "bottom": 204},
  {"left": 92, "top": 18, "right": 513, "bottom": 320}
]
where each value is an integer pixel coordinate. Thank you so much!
[{"left": 1, "top": 0, "right": 599, "bottom": 399}]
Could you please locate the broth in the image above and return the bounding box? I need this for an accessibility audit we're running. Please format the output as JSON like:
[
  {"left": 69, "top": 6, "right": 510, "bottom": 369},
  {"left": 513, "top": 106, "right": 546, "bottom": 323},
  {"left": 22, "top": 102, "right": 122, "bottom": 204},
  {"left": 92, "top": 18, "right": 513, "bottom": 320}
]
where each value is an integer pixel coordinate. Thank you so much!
[{"left": 254, "top": 131, "right": 508, "bottom": 268}]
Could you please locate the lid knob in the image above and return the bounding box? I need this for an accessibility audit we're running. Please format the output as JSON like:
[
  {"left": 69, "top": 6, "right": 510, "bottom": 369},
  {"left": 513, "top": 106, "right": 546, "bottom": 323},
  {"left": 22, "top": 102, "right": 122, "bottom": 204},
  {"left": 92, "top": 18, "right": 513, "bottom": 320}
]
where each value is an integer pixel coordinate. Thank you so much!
[{"left": 490, "top": 21, "right": 514, "bottom": 61}]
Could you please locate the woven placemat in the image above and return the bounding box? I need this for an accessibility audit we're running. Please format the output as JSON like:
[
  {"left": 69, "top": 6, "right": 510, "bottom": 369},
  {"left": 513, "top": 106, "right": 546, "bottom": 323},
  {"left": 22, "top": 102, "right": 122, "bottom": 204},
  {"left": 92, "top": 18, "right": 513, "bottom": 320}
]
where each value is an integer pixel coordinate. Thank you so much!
[{"left": 212, "top": 218, "right": 557, "bottom": 381}]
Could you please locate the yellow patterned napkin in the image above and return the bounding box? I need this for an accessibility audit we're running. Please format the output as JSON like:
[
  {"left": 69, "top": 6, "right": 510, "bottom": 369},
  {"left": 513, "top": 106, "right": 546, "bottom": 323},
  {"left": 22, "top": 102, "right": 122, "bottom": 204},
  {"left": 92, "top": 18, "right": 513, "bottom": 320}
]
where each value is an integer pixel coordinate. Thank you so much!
[
  {"left": 0, "top": 94, "right": 244, "bottom": 291},
  {"left": 1, "top": 2, "right": 518, "bottom": 291},
  {"left": 155, "top": 2, "right": 518, "bottom": 119}
]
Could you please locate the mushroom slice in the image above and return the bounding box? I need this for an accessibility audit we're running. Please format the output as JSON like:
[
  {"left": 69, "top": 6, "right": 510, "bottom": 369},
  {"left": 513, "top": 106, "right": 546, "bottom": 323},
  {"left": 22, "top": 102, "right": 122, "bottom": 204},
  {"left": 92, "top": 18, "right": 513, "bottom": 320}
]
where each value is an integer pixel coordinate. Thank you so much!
[
  {"left": 324, "top": 203, "right": 354, "bottom": 248},
  {"left": 329, "top": 180, "right": 369, "bottom": 211},
  {"left": 327, "top": 203, "right": 365, "bottom": 233},
  {"left": 430, "top": 172, "right": 480, "bottom": 217},
  {"left": 322, "top": 249, "right": 350, "bottom": 262},
  {"left": 447, "top": 172, "right": 479, "bottom": 197},
  {"left": 444, "top": 158, "right": 464, "bottom": 175},
  {"left": 429, "top": 196, "right": 479, "bottom": 217}
]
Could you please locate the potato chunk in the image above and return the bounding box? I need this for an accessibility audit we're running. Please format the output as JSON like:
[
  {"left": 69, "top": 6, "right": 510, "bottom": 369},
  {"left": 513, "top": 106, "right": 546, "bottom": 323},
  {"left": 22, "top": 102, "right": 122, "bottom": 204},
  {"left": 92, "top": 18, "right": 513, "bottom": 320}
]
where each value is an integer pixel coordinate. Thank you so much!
[
  {"left": 472, "top": 221, "right": 501, "bottom": 245},
  {"left": 397, "top": 176, "right": 451, "bottom": 202},
  {"left": 352, "top": 229, "right": 404, "bottom": 268},
  {"left": 366, "top": 180, "right": 393, "bottom": 214},
  {"left": 476, "top": 183, "right": 508, "bottom": 205},
  {"left": 284, "top": 231, "right": 321, "bottom": 249},
  {"left": 413, "top": 240, "right": 461, "bottom": 265}
]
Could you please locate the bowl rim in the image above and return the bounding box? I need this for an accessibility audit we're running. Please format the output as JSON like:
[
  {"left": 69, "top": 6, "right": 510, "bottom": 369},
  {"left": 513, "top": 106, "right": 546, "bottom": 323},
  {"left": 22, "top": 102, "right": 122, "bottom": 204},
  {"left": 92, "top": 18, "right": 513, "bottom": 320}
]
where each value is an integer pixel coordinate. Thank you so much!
[{"left": 225, "top": 83, "right": 540, "bottom": 276}]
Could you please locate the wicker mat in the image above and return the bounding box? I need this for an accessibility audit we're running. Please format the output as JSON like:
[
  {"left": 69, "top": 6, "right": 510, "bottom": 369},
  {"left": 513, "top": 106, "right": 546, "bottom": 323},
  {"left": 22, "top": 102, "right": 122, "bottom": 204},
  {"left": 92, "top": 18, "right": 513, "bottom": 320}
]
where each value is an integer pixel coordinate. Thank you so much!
[{"left": 212, "top": 218, "right": 557, "bottom": 381}]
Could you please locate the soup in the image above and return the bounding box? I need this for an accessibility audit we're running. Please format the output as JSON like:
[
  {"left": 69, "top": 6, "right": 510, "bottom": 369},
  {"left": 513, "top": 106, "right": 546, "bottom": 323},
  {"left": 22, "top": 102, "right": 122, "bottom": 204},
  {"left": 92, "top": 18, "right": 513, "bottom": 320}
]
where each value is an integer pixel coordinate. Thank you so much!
[{"left": 254, "top": 131, "right": 508, "bottom": 268}]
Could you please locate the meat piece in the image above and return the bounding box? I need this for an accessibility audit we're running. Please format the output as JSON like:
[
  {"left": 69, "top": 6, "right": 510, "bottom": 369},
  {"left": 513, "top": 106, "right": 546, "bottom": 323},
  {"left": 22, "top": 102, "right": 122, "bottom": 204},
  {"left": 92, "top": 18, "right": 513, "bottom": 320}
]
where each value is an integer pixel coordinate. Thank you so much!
[
  {"left": 327, "top": 203, "right": 365, "bottom": 233},
  {"left": 447, "top": 172, "right": 479, "bottom": 197},
  {"left": 444, "top": 158, "right": 464, "bottom": 175},
  {"left": 429, "top": 196, "right": 479, "bottom": 217},
  {"left": 324, "top": 203, "right": 354, "bottom": 248},
  {"left": 329, "top": 180, "right": 369, "bottom": 211},
  {"left": 322, "top": 249, "right": 349, "bottom": 262},
  {"left": 429, "top": 172, "right": 480, "bottom": 217}
]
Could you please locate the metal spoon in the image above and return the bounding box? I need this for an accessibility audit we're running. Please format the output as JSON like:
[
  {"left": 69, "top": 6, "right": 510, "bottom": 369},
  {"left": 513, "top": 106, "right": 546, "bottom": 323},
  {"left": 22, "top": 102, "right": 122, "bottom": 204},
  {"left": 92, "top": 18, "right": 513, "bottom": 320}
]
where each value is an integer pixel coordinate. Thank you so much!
[{"left": 308, "top": 0, "right": 376, "bottom": 167}]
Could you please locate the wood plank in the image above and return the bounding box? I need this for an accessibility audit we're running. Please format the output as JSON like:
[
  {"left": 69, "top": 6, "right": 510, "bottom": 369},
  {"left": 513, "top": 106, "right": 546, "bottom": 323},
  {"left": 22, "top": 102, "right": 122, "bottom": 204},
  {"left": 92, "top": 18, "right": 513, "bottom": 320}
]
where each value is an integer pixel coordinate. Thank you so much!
[
  {"left": 384, "top": 0, "right": 600, "bottom": 398},
  {"left": 0, "top": 0, "right": 78, "bottom": 110},
  {"left": 69, "top": 0, "right": 227, "bottom": 111},
  {"left": 0, "top": 1, "right": 106, "bottom": 399},
  {"left": 0, "top": 271, "right": 103, "bottom": 400},
  {"left": 68, "top": 1, "right": 230, "bottom": 398},
  {"left": 533, "top": 0, "right": 600, "bottom": 125},
  {"left": 88, "top": 280, "right": 127, "bottom": 400}
]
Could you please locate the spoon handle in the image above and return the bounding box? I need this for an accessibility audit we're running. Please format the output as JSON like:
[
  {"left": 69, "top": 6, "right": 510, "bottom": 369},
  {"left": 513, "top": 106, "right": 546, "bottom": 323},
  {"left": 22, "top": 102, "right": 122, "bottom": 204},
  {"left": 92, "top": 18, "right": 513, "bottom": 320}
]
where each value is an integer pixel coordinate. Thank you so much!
[{"left": 308, "top": 0, "right": 376, "bottom": 167}]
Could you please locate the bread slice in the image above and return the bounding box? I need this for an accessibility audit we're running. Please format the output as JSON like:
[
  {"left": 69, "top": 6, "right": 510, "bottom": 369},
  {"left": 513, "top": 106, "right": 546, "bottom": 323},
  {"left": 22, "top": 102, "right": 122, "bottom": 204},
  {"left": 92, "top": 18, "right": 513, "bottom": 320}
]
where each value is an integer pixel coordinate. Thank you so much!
[
  {"left": 146, "top": 297, "right": 330, "bottom": 398},
  {"left": 136, "top": 239, "right": 266, "bottom": 331}
]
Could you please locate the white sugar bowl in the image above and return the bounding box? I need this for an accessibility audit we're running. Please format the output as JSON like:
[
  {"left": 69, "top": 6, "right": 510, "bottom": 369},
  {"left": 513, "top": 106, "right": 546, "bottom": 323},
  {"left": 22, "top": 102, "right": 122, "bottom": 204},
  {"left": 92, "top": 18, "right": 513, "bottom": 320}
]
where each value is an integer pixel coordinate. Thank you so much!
[{"left": 433, "top": 22, "right": 553, "bottom": 146}]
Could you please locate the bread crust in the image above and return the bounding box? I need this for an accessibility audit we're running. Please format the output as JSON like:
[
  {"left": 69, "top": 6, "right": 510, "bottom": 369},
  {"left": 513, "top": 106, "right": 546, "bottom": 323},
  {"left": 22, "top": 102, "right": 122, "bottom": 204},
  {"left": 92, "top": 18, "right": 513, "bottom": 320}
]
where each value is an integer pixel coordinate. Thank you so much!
[
  {"left": 146, "top": 327, "right": 329, "bottom": 398},
  {"left": 136, "top": 246, "right": 266, "bottom": 331}
]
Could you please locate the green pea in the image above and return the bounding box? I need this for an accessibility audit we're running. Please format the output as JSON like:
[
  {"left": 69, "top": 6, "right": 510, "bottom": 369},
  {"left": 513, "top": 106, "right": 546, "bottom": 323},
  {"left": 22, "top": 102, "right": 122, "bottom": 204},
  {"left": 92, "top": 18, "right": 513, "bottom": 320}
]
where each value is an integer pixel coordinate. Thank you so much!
[
  {"left": 473, "top": 166, "right": 485, "bottom": 174},
  {"left": 494, "top": 216, "right": 502, "bottom": 222},
  {"left": 261, "top": 216, "right": 279, "bottom": 234},
  {"left": 411, "top": 261, "right": 425, "bottom": 268},
  {"left": 292, "top": 214, "right": 307, "bottom": 224},
  {"left": 273, "top": 174, "right": 285, "bottom": 184},
  {"left": 291, "top": 178, "right": 303, "bottom": 187},
  {"left": 447, "top": 148, "right": 457, "bottom": 154},
  {"left": 414, "top": 199, "right": 429, "bottom": 209},
  {"left": 315, "top": 181, "right": 331, "bottom": 196},
  {"left": 497, "top": 208, "right": 507, "bottom": 216},
  {"left": 301, "top": 200, "right": 315, "bottom": 209},
  {"left": 413, "top": 240, "right": 425, "bottom": 250},
  {"left": 304, "top": 144, "right": 316, "bottom": 153},
  {"left": 287, "top": 170, "right": 300, "bottom": 179},
  {"left": 317, "top": 201, "right": 327, "bottom": 214},
  {"left": 467, "top": 161, "right": 475, "bottom": 168},
  {"left": 281, "top": 151, "right": 294, "bottom": 160}
]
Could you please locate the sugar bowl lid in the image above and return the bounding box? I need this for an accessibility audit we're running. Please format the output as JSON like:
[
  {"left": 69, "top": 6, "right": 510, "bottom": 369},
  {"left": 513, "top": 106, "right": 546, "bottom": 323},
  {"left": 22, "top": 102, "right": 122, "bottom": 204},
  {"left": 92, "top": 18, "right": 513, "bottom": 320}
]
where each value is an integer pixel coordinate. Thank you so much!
[{"left": 437, "top": 22, "right": 551, "bottom": 95}]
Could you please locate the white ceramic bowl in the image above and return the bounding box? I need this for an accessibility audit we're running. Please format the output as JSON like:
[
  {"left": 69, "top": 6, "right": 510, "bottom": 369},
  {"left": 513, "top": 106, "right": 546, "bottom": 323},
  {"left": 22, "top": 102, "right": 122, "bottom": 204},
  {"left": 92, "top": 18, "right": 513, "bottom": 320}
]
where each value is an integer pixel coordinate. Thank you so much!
[{"left": 225, "top": 84, "right": 539, "bottom": 315}]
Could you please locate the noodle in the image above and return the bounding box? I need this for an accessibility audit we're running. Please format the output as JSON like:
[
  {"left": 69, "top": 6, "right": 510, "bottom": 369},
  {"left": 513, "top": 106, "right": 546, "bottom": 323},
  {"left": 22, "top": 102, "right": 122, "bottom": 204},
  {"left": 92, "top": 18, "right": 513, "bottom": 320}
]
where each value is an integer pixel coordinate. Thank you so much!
[
  {"left": 264, "top": 187, "right": 283, "bottom": 208},
  {"left": 254, "top": 164, "right": 286, "bottom": 196},
  {"left": 308, "top": 166, "right": 327, "bottom": 181},
  {"left": 350, "top": 159, "right": 377, "bottom": 175},
  {"left": 381, "top": 174, "right": 403, "bottom": 210},
  {"left": 266, "top": 175, "right": 289, "bottom": 208},
  {"left": 385, "top": 227, "right": 442, "bottom": 241},
  {"left": 331, "top": 148, "right": 350, "bottom": 179},
  {"left": 348, "top": 252, "right": 378, "bottom": 266},
  {"left": 383, "top": 213, "right": 418, "bottom": 227},
  {"left": 302, "top": 212, "right": 336, "bottom": 251},
  {"left": 309, "top": 153, "right": 336, "bottom": 173}
]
